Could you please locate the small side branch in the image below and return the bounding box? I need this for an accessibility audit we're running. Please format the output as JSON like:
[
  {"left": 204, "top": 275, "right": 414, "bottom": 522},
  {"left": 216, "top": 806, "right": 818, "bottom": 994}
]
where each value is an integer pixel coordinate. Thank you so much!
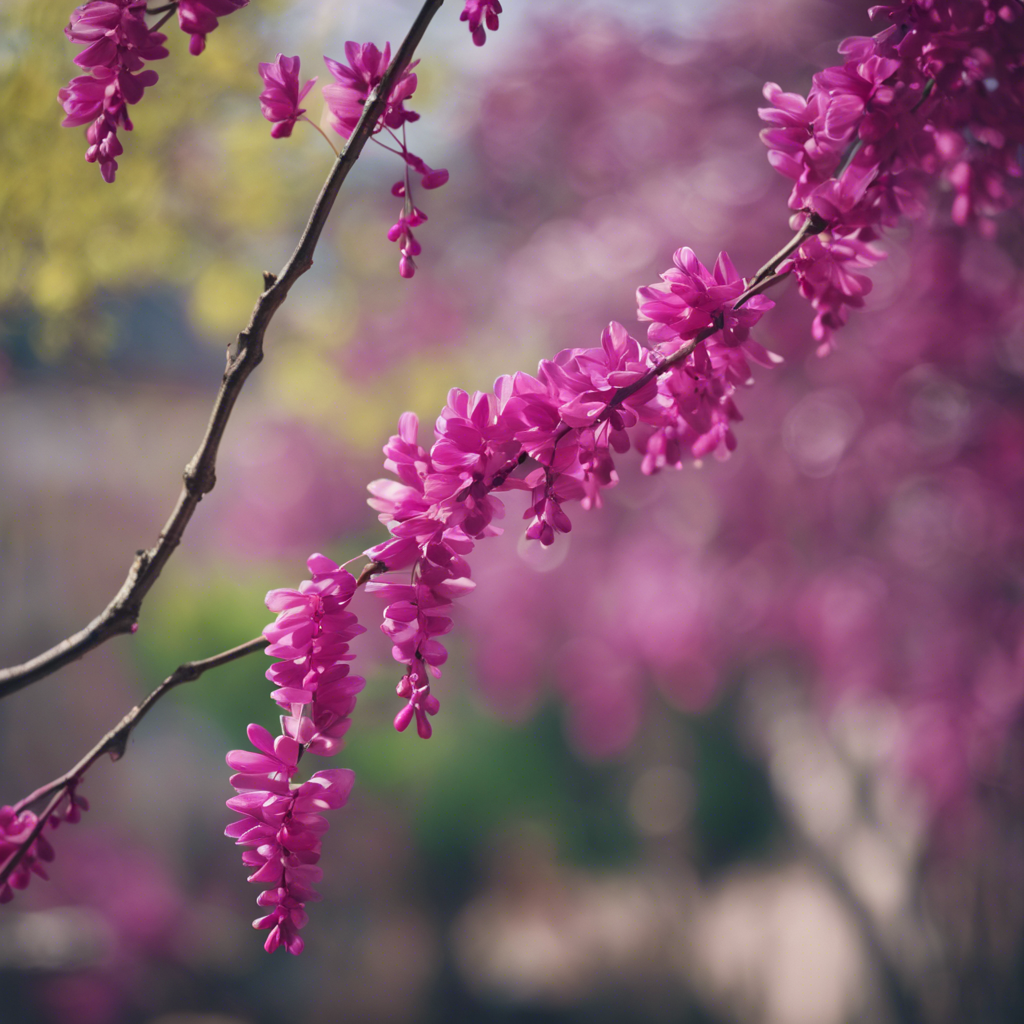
[
  {"left": 3, "top": 555, "right": 387, "bottom": 888},
  {"left": 1, "top": 635, "right": 266, "bottom": 888}
]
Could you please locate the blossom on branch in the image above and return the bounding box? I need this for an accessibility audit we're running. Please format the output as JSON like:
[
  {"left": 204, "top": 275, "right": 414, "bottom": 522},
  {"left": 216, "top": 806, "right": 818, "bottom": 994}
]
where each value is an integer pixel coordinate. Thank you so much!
[
  {"left": 177, "top": 0, "right": 249, "bottom": 57},
  {"left": 322, "top": 41, "right": 420, "bottom": 140},
  {"left": 782, "top": 232, "right": 884, "bottom": 353},
  {"left": 59, "top": 0, "right": 248, "bottom": 179},
  {"left": 258, "top": 54, "right": 317, "bottom": 139},
  {"left": 316, "top": 41, "right": 448, "bottom": 276},
  {"left": 758, "top": 0, "right": 1024, "bottom": 346},
  {"left": 226, "top": 555, "right": 363, "bottom": 954},
  {"left": 59, "top": 0, "right": 168, "bottom": 182},
  {"left": 0, "top": 789, "right": 88, "bottom": 904},
  {"left": 360, "top": 258, "right": 780, "bottom": 734},
  {"left": 460, "top": 0, "right": 502, "bottom": 46},
  {"left": 636, "top": 248, "right": 774, "bottom": 350}
]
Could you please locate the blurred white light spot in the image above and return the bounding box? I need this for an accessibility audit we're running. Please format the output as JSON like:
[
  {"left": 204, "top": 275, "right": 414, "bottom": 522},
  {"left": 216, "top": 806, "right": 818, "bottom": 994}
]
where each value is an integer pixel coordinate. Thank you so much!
[
  {"left": 783, "top": 389, "right": 862, "bottom": 477},
  {"left": 0, "top": 907, "right": 113, "bottom": 970},
  {"left": 517, "top": 530, "right": 570, "bottom": 572}
]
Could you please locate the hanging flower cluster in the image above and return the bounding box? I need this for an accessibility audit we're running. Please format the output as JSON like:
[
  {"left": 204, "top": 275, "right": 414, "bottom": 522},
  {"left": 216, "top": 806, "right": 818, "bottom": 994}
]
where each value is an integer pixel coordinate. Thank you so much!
[
  {"left": 259, "top": 45, "right": 448, "bottom": 278},
  {"left": 59, "top": 0, "right": 169, "bottom": 182},
  {"left": 225, "top": 554, "right": 363, "bottom": 955},
  {"left": 361, "top": 250, "right": 774, "bottom": 739},
  {"left": 759, "top": 0, "right": 1024, "bottom": 350},
  {"left": 59, "top": 0, "right": 248, "bottom": 181}
]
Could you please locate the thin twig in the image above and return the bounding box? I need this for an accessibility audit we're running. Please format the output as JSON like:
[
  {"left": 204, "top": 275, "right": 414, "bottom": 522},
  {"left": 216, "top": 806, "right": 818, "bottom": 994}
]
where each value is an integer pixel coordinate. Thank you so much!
[
  {"left": 0, "top": 0, "right": 446, "bottom": 700},
  {"left": 590, "top": 214, "right": 826, "bottom": 423},
  {"left": 0, "top": 789, "right": 69, "bottom": 894},
  {"left": 741, "top": 212, "right": 825, "bottom": 301},
  {"left": 4, "top": 554, "right": 389, "bottom": 884},
  {"left": 1, "top": 635, "right": 267, "bottom": 888}
]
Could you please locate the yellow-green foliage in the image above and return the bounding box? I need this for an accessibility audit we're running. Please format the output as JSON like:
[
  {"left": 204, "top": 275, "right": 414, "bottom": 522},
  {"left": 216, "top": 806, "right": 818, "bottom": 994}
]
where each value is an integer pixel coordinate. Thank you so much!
[
  {"left": 0, "top": 0, "right": 317, "bottom": 355},
  {"left": 1, "top": 0, "right": 461, "bottom": 456}
]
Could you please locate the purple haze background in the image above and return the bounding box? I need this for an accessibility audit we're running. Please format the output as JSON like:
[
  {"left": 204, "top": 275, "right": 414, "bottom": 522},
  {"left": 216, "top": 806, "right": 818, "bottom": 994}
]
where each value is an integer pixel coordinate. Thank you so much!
[{"left": 2, "top": 0, "right": 1024, "bottom": 1021}]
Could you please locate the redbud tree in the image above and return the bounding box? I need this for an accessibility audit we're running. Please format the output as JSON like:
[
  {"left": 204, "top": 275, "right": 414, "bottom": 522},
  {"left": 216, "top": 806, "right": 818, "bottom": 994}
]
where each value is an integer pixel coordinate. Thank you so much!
[{"left": 1, "top": 0, "right": 1023, "bottom": 1019}]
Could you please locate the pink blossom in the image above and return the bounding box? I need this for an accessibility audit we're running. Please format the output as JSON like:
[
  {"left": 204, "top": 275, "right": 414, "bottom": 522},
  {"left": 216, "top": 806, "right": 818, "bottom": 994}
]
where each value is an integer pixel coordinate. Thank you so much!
[
  {"left": 59, "top": 0, "right": 167, "bottom": 182},
  {"left": 226, "top": 555, "right": 363, "bottom": 954},
  {"left": 177, "top": 0, "right": 249, "bottom": 57},
  {"left": 387, "top": 205, "right": 426, "bottom": 279},
  {"left": 226, "top": 726, "right": 354, "bottom": 954},
  {"left": 460, "top": 0, "right": 502, "bottom": 47},
  {"left": 65, "top": 0, "right": 168, "bottom": 70},
  {"left": 758, "top": 1, "right": 1024, "bottom": 345},
  {"left": 783, "top": 232, "right": 885, "bottom": 353},
  {"left": 258, "top": 54, "right": 317, "bottom": 139},
  {"left": 0, "top": 788, "right": 88, "bottom": 904},
  {"left": 362, "top": 304, "right": 783, "bottom": 728},
  {"left": 322, "top": 42, "right": 419, "bottom": 140},
  {"left": 636, "top": 248, "right": 774, "bottom": 351},
  {"left": 318, "top": 41, "right": 447, "bottom": 277}
]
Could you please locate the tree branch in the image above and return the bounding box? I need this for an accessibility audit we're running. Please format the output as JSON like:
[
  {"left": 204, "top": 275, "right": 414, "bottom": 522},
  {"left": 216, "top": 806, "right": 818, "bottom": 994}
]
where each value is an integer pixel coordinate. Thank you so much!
[
  {"left": 0, "top": 0, "right": 446, "bottom": 700},
  {"left": 1, "top": 635, "right": 266, "bottom": 888},
  {"left": 4, "top": 553, "right": 388, "bottom": 886}
]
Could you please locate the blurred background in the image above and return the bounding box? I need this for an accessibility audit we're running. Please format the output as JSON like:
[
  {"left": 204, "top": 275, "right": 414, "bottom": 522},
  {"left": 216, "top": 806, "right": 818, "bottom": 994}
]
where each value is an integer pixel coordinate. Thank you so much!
[{"left": 2, "top": 0, "right": 1024, "bottom": 1021}]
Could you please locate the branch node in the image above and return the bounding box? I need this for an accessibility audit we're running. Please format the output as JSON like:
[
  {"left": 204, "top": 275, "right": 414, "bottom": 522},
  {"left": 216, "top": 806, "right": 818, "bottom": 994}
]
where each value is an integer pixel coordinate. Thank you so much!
[
  {"left": 356, "top": 560, "right": 386, "bottom": 587},
  {"left": 262, "top": 270, "right": 277, "bottom": 289},
  {"left": 183, "top": 460, "right": 216, "bottom": 498}
]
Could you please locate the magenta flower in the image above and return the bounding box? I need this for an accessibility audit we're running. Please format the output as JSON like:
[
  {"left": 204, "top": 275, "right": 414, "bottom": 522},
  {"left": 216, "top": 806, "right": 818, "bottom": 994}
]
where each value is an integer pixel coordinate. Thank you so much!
[
  {"left": 387, "top": 206, "right": 426, "bottom": 278},
  {"left": 226, "top": 555, "right": 364, "bottom": 954},
  {"left": 636, "top": 248, "right": 774, "bottom": 350},
  {"left": 226, "top": 725, "right": 354, "bottom": 955},
  {"left": 177, "top": 0, "right": 249, "bottom": 57},
  {"left": 783, "top": 232, "right": 884, "bottom": 352},
  {"left": 0, "top": 807, "right": 54, "bottom": 902},
  {"left": 0, "top": 788, "right": 88, "bottom": 904},
  {"left": 460, "top": 0, "right": 502, "bottom": 47},
  {"left": 65, "top": 0, "right": 169, "bottom": 70},
  {"left": 59, "top": 0, "right": 166, "bottom": 182},
  {"left": 317, "top": 42, "right": 445, "bottom": 277},
  {"left": 258, "top": 54, "right": 317, "bottom": 139},
  {"left": 758, "top": 82, "right": 832, "bottom": 184},
  {"left": 322, "top": 42, "right": 419, "bottom": 139}
]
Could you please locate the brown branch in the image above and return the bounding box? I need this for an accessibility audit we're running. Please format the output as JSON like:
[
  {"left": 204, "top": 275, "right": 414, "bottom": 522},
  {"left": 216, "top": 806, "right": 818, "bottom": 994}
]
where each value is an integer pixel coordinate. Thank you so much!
[
  {"left": 0, "top": 0, "right": 446, "bottom": 701},
  {"left": 559, "top": 212, "right": 826, "bottom": 437},
  {"left": 4, "top": 552, "right": 388, "bottom": 887},
  {"left": 1, "top": 635, "right": 267, "bottom": 888},
  {"left": 150, "top": 6, "right": 178, "bottom": 32}
]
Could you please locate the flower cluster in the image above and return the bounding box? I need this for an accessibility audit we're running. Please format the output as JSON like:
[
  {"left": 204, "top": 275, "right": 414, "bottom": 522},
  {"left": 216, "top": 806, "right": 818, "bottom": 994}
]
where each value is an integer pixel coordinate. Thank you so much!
[
  {"left": 759, "top": 0, "right": 1024, "bottom": 349},
  {"left": 0, "top": 788, "right": 88, "bottom": 904},
  {"left": 322, "top": 41, "right": 419, "bottom": 140},
  {"left": 59, "top": 0, "right": 168, "bottom": 182},
  {"left": 461, "top": 0, "right": 502, "bottom": 46},
  {"left": 225, "top": 554, "right": 363, "bottom": 955},
  {"left": 59, "top": 0, "right": 248, "bottom": 181},
  {"left": 258, "top": 46, "right": 449, "bottom": 278},
  {"left": 363, "top": 250, "right": 774, "bottom": 735}
]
